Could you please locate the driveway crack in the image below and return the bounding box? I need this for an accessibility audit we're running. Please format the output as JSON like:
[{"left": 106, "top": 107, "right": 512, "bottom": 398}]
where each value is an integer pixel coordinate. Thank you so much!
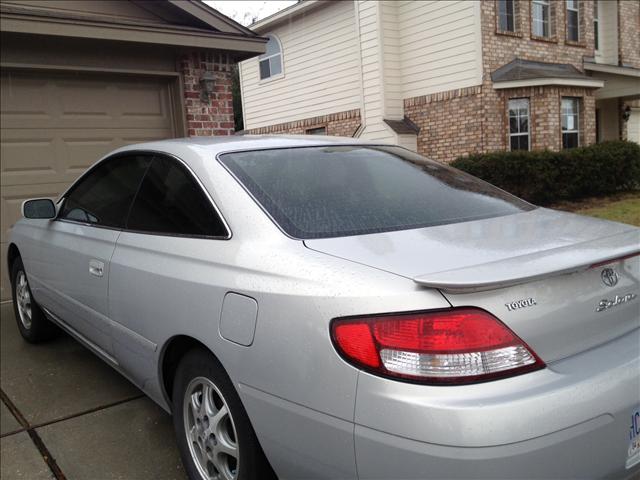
[{"left": 1, "top": 388, "right": 66, "bottom": 480}]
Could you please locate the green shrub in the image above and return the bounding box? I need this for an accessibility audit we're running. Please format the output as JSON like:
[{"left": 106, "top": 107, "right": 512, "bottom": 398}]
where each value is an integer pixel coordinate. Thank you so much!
[{"left": 451, "top": 141, "right": 640, "bottom": 205}]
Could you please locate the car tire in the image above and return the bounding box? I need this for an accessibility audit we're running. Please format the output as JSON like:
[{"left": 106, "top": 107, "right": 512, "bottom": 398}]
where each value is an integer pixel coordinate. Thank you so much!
[
  {"left": 10, "top": 257, "right": 57, "bottom": 343},
  {"left": 172, "top": 348, "right": 277, "bottom": 480}
]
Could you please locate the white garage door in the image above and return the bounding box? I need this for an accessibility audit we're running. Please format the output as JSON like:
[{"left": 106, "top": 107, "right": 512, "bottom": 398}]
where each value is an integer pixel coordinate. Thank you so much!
[
  {"left": 1, "top": 70, "right": 178, "bottom": 300},
  {"left": 627, "top": 108, "right": 640, "bottom": 144}
]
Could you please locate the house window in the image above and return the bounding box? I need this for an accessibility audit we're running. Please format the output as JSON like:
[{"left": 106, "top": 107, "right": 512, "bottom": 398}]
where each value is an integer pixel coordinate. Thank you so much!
[
  {"left": 306, "top": 126, "right": 327, "bottom": 135},
  {"left": 497, "top": 0, "right": 516, "bottom": 32},
  {"left": 532, "top": 0, "right": 551, "bottom": 37},
  {"left": 508, "top": 98, "right": 530, "bottom": 151},
  {"left": 561, "top": 97, "right": 580, "bottom": 149},
  {"left": 593, "top": 1, "right": 599, "bottom": 50},
  {"left": 259, "top": 35, "right": 283, "bottom": 80},
  {"left": 566, "top": 0, "right": 580, "bottom": 42}
]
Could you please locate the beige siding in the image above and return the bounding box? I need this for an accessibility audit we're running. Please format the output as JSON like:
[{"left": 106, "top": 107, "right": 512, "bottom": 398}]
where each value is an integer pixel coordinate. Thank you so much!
[
  {"left": 381, "top": 1, "right": 402, "bottom": 119},
  {"left": 240, "top": 1, "right": 361, "bottom": 129},
  {"left": 397, "top": 0, "right": 482, "bottom": 100},
  {"left": 356, "top": 0, "right": 394, "bottom": 142},
  {"left": 239, "top": 0, "right": 483, "bottom": 146},
  {"left": 595, "top": 0, "right": 618, "bottom": 65}
]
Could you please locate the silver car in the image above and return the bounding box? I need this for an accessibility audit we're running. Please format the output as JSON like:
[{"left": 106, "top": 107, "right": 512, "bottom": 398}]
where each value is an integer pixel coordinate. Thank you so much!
[{"left": 8, "top": 136, "right": 640, "bottom": 480}]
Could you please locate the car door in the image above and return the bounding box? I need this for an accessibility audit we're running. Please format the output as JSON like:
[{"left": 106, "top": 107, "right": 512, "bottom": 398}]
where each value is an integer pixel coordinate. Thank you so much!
[
  {"left": 108, "top": 154, "right": 230, "bottom": 387},
  {"left": 30, "top": 153, "right": 152, "bottom": 357}
]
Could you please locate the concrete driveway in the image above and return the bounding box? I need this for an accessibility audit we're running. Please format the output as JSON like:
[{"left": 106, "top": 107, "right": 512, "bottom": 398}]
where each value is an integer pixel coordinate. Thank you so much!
[{"left": 0, "top": 303, "right": 187, "bottom": 480}]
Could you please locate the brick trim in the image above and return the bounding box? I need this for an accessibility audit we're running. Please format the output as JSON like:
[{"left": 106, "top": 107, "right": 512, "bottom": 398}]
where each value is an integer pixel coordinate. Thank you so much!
[
  {"left": 404, "top": 86, "right": 483, "bottom": 108},
  {"left": 244, "top": 109, "right": 361, "bottom": 136}
]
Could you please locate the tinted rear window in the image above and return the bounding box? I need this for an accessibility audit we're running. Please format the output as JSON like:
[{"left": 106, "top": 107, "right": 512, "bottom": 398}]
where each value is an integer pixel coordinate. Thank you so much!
[{"left": 219, "top": 146, "right": 534, "bottom": 239}]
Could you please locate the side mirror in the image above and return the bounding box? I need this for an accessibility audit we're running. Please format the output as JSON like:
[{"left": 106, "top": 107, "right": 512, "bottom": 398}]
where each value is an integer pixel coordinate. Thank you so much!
[{"left": 22, "top": 198, "right": 56, "bottom": 219}]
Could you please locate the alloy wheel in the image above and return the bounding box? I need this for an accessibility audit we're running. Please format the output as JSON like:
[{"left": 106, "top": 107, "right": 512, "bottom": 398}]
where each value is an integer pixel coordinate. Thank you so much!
[
  {"left": 184, "top": 376, "right": 239, "bottom": 480},
  {"left": 15, "top": 271, "right": 32, "bottom": 330}
]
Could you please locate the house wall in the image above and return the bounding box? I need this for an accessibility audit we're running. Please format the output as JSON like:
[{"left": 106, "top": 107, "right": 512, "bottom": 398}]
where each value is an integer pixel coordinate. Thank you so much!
[
  {"left": 242, "top": 0, "right": 483, "bottom": 146},
  {"left": 618, "top": 0, "right": 640, "bottom": 68},
  {"left": 239, "top": 0, "right": 361, "bottom": 129},
  {"left": 355, "top": 0, "right": 392, "bottom": 142},
  {"left": 241, "top": 0, "right": 627, "bottom": 162},
  {"left": 404, "top": 87, "right": 483, "bottom": 162},
  {"left": 402, "top": 0, "right": 601, "bottom": 161},
  {"left": 179, "top": 52, "right": 235, "bottom": 136},
  {"left": 597, "top": 98, "right": 620, "bottom": 141},
  {"left": 397, "top": 0, "right": 482, "bottom": 101},
  {"left": 380, "top": 1, "right": 402, "bottom": 119},
  {"left": 595, "top": 0, "right": 619, "bottom": 65},
  {"left": 240, "top": 108, "right": 361, "bottom": 137}
]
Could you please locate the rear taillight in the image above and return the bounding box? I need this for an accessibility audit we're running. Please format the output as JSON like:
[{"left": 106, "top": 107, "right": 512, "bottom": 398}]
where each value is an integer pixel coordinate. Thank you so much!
[{"left": 330, "top": 308, "right": 544, "bottom": 385}]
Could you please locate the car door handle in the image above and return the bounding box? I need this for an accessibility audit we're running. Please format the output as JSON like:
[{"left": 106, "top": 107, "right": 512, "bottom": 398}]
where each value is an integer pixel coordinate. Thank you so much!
[{"left": 89, "top": 259, "right": 104, "bottom": 277}]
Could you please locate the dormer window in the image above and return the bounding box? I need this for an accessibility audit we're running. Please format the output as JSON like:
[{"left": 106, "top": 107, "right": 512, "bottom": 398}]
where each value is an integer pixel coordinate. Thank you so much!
[{"left": 259, "top": 35, "right": 283, "bottom": 80}]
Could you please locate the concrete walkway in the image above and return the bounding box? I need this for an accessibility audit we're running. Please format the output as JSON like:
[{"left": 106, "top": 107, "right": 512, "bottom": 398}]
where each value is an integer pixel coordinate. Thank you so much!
[{"left": 0, "top": 303, "right": 187, "bottom": 480}]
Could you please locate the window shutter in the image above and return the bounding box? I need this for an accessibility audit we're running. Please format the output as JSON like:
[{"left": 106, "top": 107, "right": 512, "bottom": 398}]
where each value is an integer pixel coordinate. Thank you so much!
[
  {"left": 549, "top": 1, "right": 557, "bottom": 37},
  {"left": 514, "top": 0, "right": 520, "bottom": 32}
]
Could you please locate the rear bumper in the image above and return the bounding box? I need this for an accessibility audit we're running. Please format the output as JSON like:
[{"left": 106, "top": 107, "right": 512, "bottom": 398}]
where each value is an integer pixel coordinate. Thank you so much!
[{"left": 354, "top": 328, "right": 640, "bottom": 479}]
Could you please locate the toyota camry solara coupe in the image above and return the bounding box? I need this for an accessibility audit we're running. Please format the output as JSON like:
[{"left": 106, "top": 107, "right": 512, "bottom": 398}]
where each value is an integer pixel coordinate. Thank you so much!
[{"left": 8, "top": 136, "right": 640, "bottom": 480}]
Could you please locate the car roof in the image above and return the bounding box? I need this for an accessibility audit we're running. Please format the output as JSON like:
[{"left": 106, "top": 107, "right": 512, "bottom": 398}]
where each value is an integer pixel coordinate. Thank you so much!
[{"left": 111, "top": 135, "right": 382, "bottom": 157}]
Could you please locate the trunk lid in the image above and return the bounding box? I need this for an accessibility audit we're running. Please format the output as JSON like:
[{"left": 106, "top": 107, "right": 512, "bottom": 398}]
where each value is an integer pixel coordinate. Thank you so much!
[{"left": 305, "top": 209, "right": 640, "bottom": 362}]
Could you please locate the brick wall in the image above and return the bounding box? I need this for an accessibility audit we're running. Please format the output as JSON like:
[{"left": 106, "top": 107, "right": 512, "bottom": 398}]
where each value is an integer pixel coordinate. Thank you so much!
[
  {"left": 243, "top": 109, "right": 361, "bottom": 137},
  {"left": 404, "top": 0, "right": 601, "bottom": 162},
  {"left": 478, "top": 0, "right": 598, "bottom": 154},
  {"left": 618, "top": 0, "right": 640, "bottom": 68},
  {"left": 178, "top": 52, "right": 235, "bottom": 136},
  {"left": 404, "top": 87, "right": 483, "bottom": 163}
]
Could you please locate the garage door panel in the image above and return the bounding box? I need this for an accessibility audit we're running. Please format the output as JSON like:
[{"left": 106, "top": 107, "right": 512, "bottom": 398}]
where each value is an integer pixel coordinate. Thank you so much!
[
  {"left": 118, "top": 82, "right": 172, "bottom": 119},
  {"left": 0, "top": 183, "right": 66, "bottom": 244},
  {"left": 1, "top": 137, "right": 57, "bottom": 177},
  {"left": 0, "top": 69, "right": 178, "bottom": 300},
  {"left": 1, "top": 128, "right": 173, "bottom": 186},
  {"left": 1, "top": 73, "right": 174, "bottom": 130},
  {"left": 0, "top": 75, "right": 52, "bottom": 118}
]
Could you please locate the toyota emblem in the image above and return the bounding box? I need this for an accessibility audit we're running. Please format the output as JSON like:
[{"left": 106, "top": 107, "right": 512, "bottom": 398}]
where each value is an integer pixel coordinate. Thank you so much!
[{"left": 601, "top": 268, "right": 619, "bottom": 287}]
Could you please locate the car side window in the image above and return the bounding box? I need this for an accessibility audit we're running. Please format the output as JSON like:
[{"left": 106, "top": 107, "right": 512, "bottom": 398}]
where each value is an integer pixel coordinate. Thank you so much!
[
  {"left": 60, "top": 155, "right": 151, "bottom": 228},
  {"left": 126, "top": 155, "right": 228, "bottom": 237}
]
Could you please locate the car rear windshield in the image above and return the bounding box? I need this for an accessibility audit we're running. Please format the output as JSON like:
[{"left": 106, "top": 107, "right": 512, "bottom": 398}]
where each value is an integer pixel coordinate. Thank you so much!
[{"left": 219, "top": 146, "right": 534, "bottom": 239}]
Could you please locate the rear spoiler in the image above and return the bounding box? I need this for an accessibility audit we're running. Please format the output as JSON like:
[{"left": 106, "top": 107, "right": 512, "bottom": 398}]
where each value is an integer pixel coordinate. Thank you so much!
[{"left": 413, "top": 230, "right": 640, "bottom": 293}]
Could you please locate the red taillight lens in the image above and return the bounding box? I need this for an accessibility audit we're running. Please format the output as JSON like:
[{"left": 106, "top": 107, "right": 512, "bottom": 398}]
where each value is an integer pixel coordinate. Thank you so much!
[{"left": 331, "top": 308, "right": 544, "bottom": 384}]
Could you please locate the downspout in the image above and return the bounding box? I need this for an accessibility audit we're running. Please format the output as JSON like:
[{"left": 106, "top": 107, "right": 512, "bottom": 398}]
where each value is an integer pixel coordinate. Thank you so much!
[{"left": 353, "top": 0, "right": 366, "bottom": 137}]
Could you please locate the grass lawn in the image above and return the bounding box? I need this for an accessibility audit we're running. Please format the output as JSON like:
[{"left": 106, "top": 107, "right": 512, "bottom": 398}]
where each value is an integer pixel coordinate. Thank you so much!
[{"left": 550, "top": 191, "right": 640, "bottom": 227}]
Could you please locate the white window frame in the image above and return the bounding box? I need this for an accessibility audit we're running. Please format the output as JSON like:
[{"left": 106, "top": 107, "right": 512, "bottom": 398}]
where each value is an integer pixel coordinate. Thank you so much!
[
  {"left": 561, "top": 97, "right": 580, "bottom": 149},
  {"left": 566, "top": 0, "right": 580, "bottom": 42},
  {"left": 532, "top": 0, "right": 551, "bottom": 37},
  {"left": 497, "top": 0, "right": 516, "bottom": 32},
  {"left": 508, "top": 98, "right": 531, "bottom": 151},
  {"left": 259, "top": 34, "right": 284, "bottom": 82}
]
